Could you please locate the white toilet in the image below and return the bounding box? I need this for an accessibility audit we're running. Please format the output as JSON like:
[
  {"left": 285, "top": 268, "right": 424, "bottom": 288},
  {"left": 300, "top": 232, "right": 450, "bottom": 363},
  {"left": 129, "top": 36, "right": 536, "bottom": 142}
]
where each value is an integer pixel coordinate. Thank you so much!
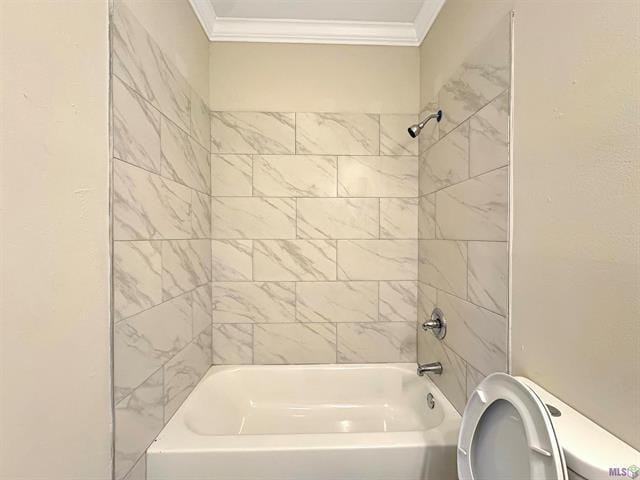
[{"left": 458, "top": 373, "right": 639, "bottom": 480}]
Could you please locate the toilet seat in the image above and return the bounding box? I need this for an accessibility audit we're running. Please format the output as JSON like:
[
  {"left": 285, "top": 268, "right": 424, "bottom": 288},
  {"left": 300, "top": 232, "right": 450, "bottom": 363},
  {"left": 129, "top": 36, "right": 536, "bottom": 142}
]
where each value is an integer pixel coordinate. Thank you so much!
[{"left": 457, "top": 373, "right": 568, "bottom": 480}]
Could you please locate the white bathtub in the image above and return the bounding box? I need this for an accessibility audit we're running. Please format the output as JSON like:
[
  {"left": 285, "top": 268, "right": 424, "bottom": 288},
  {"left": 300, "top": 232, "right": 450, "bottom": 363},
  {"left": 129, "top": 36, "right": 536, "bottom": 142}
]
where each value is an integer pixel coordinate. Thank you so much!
[{"left": 147, "top": 363, "right": 461, "bottom": 480}]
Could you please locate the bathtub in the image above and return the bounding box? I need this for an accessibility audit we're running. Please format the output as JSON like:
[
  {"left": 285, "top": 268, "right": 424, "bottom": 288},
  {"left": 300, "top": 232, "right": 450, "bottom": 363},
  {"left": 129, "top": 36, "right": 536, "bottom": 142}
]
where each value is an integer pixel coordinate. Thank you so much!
[{"left": 147, "top": 363, "right": 461, "bottom": 480}]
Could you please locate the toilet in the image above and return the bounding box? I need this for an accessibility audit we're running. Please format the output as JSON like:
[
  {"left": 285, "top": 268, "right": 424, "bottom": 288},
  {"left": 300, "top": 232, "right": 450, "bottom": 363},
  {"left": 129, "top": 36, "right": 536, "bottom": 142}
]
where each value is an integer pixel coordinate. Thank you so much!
[{"left": 458, "top": 373, "right": 639, "bottom": 480}]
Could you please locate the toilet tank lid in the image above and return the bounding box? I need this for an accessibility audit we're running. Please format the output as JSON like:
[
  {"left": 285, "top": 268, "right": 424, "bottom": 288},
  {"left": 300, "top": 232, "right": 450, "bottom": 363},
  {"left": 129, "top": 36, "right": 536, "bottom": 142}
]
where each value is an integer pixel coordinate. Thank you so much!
[{"left": 516, "top": 377, "right": 640, "bottom": 480}]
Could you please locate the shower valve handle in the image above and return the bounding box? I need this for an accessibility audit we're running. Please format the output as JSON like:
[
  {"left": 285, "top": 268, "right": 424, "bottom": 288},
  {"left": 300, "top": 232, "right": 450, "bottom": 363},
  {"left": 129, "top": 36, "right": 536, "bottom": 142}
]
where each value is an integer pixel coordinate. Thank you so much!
[{"left": 421, "top": 308, "right": 447, "bottom": 340}]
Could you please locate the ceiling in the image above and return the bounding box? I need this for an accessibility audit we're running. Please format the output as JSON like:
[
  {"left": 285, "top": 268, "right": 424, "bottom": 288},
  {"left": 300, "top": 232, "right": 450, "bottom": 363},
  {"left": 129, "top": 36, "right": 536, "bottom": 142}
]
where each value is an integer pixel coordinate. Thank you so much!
[{"left": 189, "top": 0, "right": 445, "bottom": 46}]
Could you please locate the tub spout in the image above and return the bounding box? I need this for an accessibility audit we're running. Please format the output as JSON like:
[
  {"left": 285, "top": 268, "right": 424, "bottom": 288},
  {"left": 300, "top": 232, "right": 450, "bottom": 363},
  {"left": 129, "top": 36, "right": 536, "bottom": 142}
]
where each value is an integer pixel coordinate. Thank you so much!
[{"left": 417, "top": 362, "right": 443, "bottom": 376}]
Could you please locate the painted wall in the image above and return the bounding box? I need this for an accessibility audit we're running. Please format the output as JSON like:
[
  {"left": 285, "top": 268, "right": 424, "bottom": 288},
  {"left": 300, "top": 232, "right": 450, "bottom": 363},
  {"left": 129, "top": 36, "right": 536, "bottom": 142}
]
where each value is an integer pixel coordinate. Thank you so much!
[
  {"left": 121, "top": 0, "right": 210, "bottom": 101},
  {"left": 420, "top": 0, "right": 640, "bottom": 449},
  {"left": 209, "top": 42, "right": 419, "bottom": 113},
  {"left": 0, "top": 1, "right": 112, "bottom": 478},
  {"left": 111, "top": 2, "right": 212, "bottom": 478},
  {"left": 417, "top": 15, "right": 511, "bottom": 413}
]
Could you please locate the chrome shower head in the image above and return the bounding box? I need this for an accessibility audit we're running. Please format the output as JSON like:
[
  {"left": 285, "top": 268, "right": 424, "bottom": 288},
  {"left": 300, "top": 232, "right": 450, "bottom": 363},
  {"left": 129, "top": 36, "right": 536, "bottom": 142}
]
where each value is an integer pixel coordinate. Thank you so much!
[
  {"left": 408, "top": 124, "right": 421, "bottom": 138},
  {"left": 408, "top": 110, "right": 443, "bottom": 138}
]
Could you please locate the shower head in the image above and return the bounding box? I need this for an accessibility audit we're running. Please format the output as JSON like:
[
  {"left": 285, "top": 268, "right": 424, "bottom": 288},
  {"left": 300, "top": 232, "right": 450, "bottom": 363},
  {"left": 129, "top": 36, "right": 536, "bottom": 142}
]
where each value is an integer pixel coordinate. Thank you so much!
[{"left": 408, "top": 110, "right": 443, "bottom": 138}]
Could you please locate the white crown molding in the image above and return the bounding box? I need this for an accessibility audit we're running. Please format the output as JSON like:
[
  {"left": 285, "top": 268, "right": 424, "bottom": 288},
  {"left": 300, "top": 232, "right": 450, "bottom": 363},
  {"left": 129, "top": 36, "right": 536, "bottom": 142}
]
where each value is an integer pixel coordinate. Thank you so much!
[
  {"left": 189, "top": 0, "right": 217, "bottom": 37},
  {"left": 189, "top": 0, "right": 445, "bottom": 47},
  {"left": 414, "top": 0, "right": 446, "bottom": 45},
  {"left": 210, "top": 18, "right": 420, "bottom": 46}
]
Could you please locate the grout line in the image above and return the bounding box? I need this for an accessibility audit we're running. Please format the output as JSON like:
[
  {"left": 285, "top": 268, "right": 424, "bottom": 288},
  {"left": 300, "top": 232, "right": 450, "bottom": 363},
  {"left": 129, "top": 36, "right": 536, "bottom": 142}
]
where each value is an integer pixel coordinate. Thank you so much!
[
  {"left": 207, "top": 237, "right": 419, "bottom": 241},
  {"left": 113, "top": 156, "right": 211, "bottom": 196},
  {"left": 208, "top": 153, "right": 417, "bottom": 158},
  {"left": 211, "top": 195, "right": 422, "bottom": 200},
  {"left": 250, "top": 154, "right": 254, "bottom": 196},
  {"left": 114, "top": 237, "right": 212, "bottom": 242},
  {"left": 113, "top": 72, "right": 211, "bottom": 154},
  {"left": 418, "top": 160, "right": 508, "bottom": 199},
  {"left": 114, "top": 282, "right": 206, "bottom": 325}
]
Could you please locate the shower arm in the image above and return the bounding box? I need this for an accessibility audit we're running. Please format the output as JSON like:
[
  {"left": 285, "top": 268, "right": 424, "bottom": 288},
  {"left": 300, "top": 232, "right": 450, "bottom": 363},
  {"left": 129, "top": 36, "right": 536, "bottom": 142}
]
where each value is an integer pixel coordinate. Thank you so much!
[{"left": 418, "top": 111, "right": 442, "bottom": 128}]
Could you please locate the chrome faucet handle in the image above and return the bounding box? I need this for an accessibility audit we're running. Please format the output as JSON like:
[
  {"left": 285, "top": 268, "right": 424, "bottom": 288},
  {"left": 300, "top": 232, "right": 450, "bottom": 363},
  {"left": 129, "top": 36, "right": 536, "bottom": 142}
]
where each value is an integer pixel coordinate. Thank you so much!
[
  {"left": 421, "top": 320, "right": 441, "bottom": 330},
  {"left": 421, "top": 308, "right": 447, "bottom": 340},
  {"left": 417, "top": 362, "right": 443, "bottom": 376}
]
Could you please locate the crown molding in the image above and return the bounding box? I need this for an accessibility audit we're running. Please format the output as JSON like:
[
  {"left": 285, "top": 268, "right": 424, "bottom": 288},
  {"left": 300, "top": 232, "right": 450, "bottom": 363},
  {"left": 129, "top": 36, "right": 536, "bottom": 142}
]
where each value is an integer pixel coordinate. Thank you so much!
[
  {"left": 189, "top": 0, "right": 217, "bottom": 37},
  {"left": 414, "top": 0, "right": 446, "bottom": 45},
  {"left": 189, "top": 0, "right": 445, "bottom": 47}
]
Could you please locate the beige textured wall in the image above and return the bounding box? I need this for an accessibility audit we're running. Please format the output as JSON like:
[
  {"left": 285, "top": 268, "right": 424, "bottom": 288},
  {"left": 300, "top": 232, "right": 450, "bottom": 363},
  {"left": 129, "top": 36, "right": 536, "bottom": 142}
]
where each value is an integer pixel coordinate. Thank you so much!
[
  {"left": 209, "top": 42, "right": 419, "bottom": 113},
  {"left": 0, "top": 1, "right": 112, "bottom": 478},
  {"left": 121, "top": 0, "right": 210, "bottom": 101},
  {"left": 421, "top": 0, "right": 640, "bottom": 449}
]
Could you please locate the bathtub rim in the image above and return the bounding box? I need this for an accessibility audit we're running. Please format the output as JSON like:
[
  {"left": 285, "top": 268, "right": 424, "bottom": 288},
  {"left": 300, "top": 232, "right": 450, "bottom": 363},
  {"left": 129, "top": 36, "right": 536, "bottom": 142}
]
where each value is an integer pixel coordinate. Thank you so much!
[{"left": 148, "top": 362, "right": 461, "bottom": 454}]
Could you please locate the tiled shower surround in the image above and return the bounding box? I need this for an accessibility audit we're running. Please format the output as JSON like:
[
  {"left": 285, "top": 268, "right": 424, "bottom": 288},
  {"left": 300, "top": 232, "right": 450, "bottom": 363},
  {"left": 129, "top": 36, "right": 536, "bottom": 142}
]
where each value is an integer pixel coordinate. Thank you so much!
[
  {"left": 109, "top": 2, "right": 511, "bottom": 477},
  {"left": 110, "top": 3, "right": 211, "bottom": 479},
  {"left": 210, "top": 112, "right": 420, "bottom": 365},
  {"left": 417, "top": 16, "right": 511, "bottom": 413}
]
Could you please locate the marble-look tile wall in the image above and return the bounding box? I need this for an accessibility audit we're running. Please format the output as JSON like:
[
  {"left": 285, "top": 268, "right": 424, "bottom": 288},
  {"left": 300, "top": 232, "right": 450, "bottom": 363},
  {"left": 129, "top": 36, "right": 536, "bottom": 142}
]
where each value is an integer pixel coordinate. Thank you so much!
[
  {"left": 211, "top": 111, "right": 420, "bottom": 365},
  {"left": 417, "top": 16, "right": 511, "bottom": 413},
  {"left": 110, "top": 3, "right": 211, "bottom": 479}
]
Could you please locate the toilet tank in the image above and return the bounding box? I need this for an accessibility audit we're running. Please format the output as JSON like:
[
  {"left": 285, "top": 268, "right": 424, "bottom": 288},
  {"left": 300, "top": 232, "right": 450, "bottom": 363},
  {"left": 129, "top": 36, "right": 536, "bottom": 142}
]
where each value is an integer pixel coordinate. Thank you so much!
[{"left": 517, "top": 377, "right": 640, "bottom": 480}]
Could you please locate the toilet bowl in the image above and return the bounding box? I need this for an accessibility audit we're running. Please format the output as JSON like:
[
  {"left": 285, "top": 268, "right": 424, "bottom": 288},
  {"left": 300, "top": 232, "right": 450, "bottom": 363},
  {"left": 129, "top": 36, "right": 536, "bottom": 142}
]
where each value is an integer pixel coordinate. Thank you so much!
[{"left": 458, "top": 373, "right": 639, "bottom": 480}]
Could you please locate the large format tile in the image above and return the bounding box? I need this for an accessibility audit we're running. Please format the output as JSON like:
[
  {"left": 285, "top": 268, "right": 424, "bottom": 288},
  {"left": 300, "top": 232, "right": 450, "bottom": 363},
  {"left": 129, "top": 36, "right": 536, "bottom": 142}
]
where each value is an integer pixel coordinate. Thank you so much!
[
  {"left": 112, "top": 3, "right": 190, "bottom": 132},
  {"left": 438, "top": 291, "right": 507, "bottom": 375},
  {"left": 469, "top": 90, "right": 509, "bottom": 176},
  {"left": 113, "top": 76, "right": 161, "bottom": 173},
  {"left": 114, "top": 369, "right": 163, "bottom": 480},
  {"left": 212, "top": 324, "right": 253, "bottom": 364},
  {"left": 113, "top": 160, "right": 191, "bottom": 240},
  {"left": 418, "top": 240, "right": 468, "bottom": 298},
  {"left": 254, "top": 323, "right": 337, "bottom": 364},
  {"left": 190, "top": 90, "right": 210, "bottom": 148},
  {"left": 417, "top": 103, "right": 440, "bottom": 153},
  {"left": 211, "top": 154, "right": 252, "bottom": 196},
  {"left": 123, "top": 455, "right": 146, "bottom": 480},
  {"left": 438, "top": 16, "right": 510, "bottom": 135},
  {"left": 253, "top": 155, "right": 337, "bottom": 197},
  {"left": 114, "top": 241, "right": 162, "bottom": 322},
  {"left": 254, "top": 240, "right": 337, "bottom": 281},
  {"left": 417, "top": 282, "right": 437, "bottom": 324},
  {"left": 379, "top": 281, "right": 417, "bottom": 322},
  {"left": 436, "top": 166, "right": 508, "bottom": 241},
  {"left": 212, "top": 282, "right": 295, "bottom": 324},
  {"left": 114, "top": 294, "right": 192, "bottom": 403},
  {"left": 212, "top": 197, "right": 296, "bottom": 239},
  {"left": 161, "top": 239, "right": 211, "bottom": 299},
  {"left": 418, "top": 331, "right": 468, "bottom": 413},
  {"left": 468, "top": 241, "right": 508, "bottom": 315},
  {"left": 161, "top": 118, "right": 210, "bottom": 193},
  {"left": 380, "top": 114, "right": 419, "bottom": 156},
  {"left": 418, "top": 194, "right": 436, "bottom": 239},
  {"left": 296, "top": 113, "right": 379, "bottom": 155},
  {"left": 192, "top": 284, "right": 212, "bottom": 336},
  {"left": 164, "top": 328, "right": 212, "bottom": 421},
  {"left": 211, "top": 112, "right": 295, "bottom": 154},
  {"left": 337, "top": 240, "right": 418, "bottom": 280},
  {"left": 380, "top": 198, "right": 418, "bottom": 239},
  {"left": 296, "top": 282, "right": 378, "bottom": 323},
  {"left": 419, "top": 122, "right": 469, "bottom": 195},
  {"left": 211, "top": 239, "right": 253, "bottom": 281},
  {"left": 191, "top": 190, "right": 211, "bottom": 238},
  {"left": 466, "top": 363, "right": 487, "bottom": 399},
  {"left": 338, "top": 156, "right": 418, "bottom": 197},
  {"left": 337, "top": 322, "right": 416, "bottom": 363},
  {"left": 297, "top": 198, "right": 379, "bottom": 239}
]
